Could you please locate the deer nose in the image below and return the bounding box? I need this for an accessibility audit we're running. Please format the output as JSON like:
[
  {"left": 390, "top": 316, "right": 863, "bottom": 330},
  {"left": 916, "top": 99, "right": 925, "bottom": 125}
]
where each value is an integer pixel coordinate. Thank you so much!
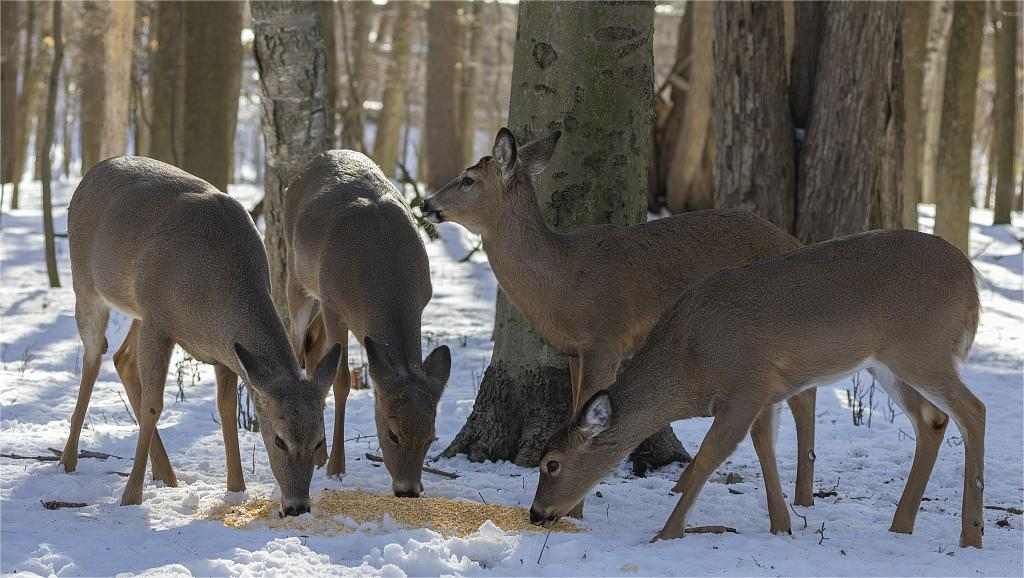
[
  {"left": 421, "top": 199, "right": 443, "bottom": 223},
  {"left": 529, "top": 506, "right": 546, "bottom": 525},
  {"left": 393, "top": 481, "right": 423, "bottom": 498},
  {"left": 281, "top": 500, "right": 311, "bottom": 517}
]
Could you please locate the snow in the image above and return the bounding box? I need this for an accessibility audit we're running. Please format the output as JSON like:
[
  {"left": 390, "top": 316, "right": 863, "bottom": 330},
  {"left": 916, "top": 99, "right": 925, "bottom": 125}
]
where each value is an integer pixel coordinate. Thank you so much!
[{"left": 2, "top": 180, "right": 1022, "bottom": 577}]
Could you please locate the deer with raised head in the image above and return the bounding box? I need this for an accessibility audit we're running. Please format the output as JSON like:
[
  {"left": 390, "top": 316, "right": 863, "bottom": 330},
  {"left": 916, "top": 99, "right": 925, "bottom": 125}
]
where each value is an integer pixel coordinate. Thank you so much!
[
  {"left": 530, "top": 229, "right": 985, "bottom": 548},
  {"left": 285, "top": 150, "right": 451, "bottom": 498},
  {"left": 62, "top": 157, "right": 341, "bottom": 516},
  {"left": 422, "top": 128, "right": 818, "bottom": 507}
]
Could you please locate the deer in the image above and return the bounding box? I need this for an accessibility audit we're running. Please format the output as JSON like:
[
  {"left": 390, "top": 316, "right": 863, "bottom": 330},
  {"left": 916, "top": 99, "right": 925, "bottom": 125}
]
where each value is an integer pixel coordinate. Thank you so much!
[
  {"left": 61, "top": 156, "right": 341, "bottom": 517},
  {"left": 421, "top": 128, "right": 819, "bottom": 509},
  {"left": 284, "top": 150, "right": 451, "bottom": 498},
  {"left": 529, "top": 229, "right": 985, "bottom": 548}
]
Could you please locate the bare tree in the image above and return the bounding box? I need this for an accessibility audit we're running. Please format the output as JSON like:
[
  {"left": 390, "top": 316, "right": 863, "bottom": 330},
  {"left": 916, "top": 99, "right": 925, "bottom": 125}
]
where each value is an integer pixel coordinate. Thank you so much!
[
  {"left": 1, "top": 1, "right": 20, "bottom": 190},
  {"left": 373, "top": 1, "right": 414, "bottom": 177},
  {"left": 33, "top": 8, "right": 55, "bottom": 182},
  {"left": 992, "top": 0, "right": 1018, "bottom": 225},
  {"left": 251, "top": 0, "right": 331, "bottom": 323},
  {"left": 183, "top": 1, "right": 242, "bottom": 191},
  {"left": 148, "top": 1, "right": 185, "bottom": 165},
  {"left": 42, "top": 1, "right": 65, "bottom": 289},
  {"left": 79, "top": 0, "right": 135, "bottom": 172},
  {"left": 903, "top": 1, "right": 931, "bottom": 230},
  {"left": 339, "top": 0, "right": 371, "bottom": 152},
  {"left": 935, "top": 0, "right": 984, "bottom": 253},
  {"left": 424, "top": 1, "right": 462, "bottom": 189},
  {"left": 10, "top": 2, "right": 40, "bottom": 208},
  {"left": 458, "top": 1, "right": 484, "bottom": 165}
]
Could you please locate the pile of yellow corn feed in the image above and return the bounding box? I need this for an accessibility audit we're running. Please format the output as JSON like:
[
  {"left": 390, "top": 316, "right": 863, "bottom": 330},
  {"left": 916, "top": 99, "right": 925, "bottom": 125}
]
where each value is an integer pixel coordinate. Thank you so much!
[{"left": 204, "top": 489, "right": 582, "bottom": 537}]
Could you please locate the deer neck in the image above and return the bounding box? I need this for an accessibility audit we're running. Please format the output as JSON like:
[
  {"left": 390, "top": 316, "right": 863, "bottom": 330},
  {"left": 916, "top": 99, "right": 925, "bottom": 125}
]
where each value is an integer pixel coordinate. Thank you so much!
[{"left": 602, "top": 365, "right": 691, "bottom": 453}]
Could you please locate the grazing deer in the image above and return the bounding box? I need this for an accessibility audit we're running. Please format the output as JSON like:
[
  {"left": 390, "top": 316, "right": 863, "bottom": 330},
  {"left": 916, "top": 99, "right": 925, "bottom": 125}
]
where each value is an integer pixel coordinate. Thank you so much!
[
  {"left": 62, "top": 157, "right": 341, "bottom": 516},
  {"left": 530, "top": 229, "right": 985, "bottom": 548},
  {"left": 422, "top": 128, "right": 818, "bottom": 506},
  {"left": 284, "top": 150, "right": 451, "bottom": 498}
]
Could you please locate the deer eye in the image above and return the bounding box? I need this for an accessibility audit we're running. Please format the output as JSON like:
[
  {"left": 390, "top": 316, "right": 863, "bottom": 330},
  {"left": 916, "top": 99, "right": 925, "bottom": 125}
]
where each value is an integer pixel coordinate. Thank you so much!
[
  {"left": 388, "top": 429, "right": 400, "bottom": 445},
  {"left": 461, "top": 176, "right": 474, "bottom": 188},
  {"left": 546, "top": 460, "right": 560, "bottom": 475},
  {"left": 274, "top": 435, "right": 288, "bottom": 451}
]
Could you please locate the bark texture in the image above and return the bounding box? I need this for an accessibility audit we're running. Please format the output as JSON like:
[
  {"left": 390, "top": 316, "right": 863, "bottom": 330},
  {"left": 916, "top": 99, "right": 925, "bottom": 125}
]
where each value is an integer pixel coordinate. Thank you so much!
[
  {"left": 459, "top": 1, "right": 484, "bottom": 166},
  {"left": 992, "top": 0, "right": 1018, "bottom": 225},
  {"left": 340, "top": 0, "right": 371, "bottom": 152},
  {"left": 443, "top": 1, "right": 672, "bottom": 470},
  {"left": 251, "top": 1, "right": 331, "bottom": 325},
  {"left": 934, "top": 1, "right": 984, "bottom": 254},
  {"left": 33, "top": 9, "right": 54, "bottom": 181},
  {"left": 1, "top": 1, "right": 20, "bottom": 185},
  {"left": 902, "top": 1, "right": 931, "bottom": 230},
  {"left": 372, "top": 1, "right": 414, "bottom": 177},
  {"left": 11, "top": 2, "right": 40, "bottom": 206},
  {"left": 713, "top": 2, "right": 795, "bottom": 231},
  {"left": 183, "top": 1, "right": 242, "bottom": 191},
  {"left": 148, "top": 1, "right": 185, "bottom": 166},
  {"left": 79, "top": 0, "right": 134, "bottom": 172},
  {"left": 42, "top": 1, "right": 64, "bottom": 289},
  {"left": 424, "top": 1, "right": 462, "bottom": 189}
]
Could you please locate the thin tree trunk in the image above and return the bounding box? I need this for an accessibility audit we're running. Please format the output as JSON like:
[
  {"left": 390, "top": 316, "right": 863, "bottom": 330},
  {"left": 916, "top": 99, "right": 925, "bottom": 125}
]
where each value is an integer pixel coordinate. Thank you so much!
[
  {"left": 339, "top": 0, "right": 371, "bottom": 152},
  {"left": 79, "top": 0, "right": 134, "bottom": 172},
  {"left": 148, "top": 1, "right": 185, "bottom": 166},
  {"left": 459, "top": 1, "right": 484, "bottom": 166},
  {"left": 935, "top": 1, "right": 984, "bottom": 253},
  {"left": 373, "top": 1, "right": 413, "bottom": 178},
  {"left": 903, "top": 1, "right": 931, "bottom": 230},
  {"left": 61, "top": 58, "right": 71, "bottom": 179},
  {"left": 321, "top": 1, "right": 339, "bottom": 149},
  {"left": 11, "top": 2, "right": 39, "bottom": 207},
  {"left": 993, "top": 0, "right": 1018, "bottom": 225},
  {"left": 182, "top": 1, "right": 242, "bottom": 191},
  {"left": 713, "top": 2, "right": 795, "bottom": 232},
  {"left": 1, "top": 1, "right": 20, "bottom": 188},
  {"left": 424, "top": 1, "right": 462, "bottom": 190},
  {"left": 33, "top": 9, "right": 55, "bottom": 182},
  {"left": 922, "top": 1, "right": 954, "bottom": 205},
  {"left": 443, "top": 1, "right": 666, "bottom": 468},
  {"left": 251, "top": 0, "right": 331, "bottom": 324},
  {"left": 42, "top": 1, "right": 65, "bottom": 289}
]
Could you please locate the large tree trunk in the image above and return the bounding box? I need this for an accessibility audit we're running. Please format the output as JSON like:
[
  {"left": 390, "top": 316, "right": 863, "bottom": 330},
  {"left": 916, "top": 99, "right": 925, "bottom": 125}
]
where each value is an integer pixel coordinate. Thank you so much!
[
  {"left": 992, "top": 0, "right": 1018, "bottom": 225},
  {"left": 663, "top": 1, "right": 715, "bottom": 214},
  {"left": 1, "top": 1, "right": 20, "bottom": 187},
  {"left": 148, "top": 1, "right": 185, "bottom": 166},
  {"left": 441, "top": 1, "right": 681, "bottom": 472},
  {"left": 424, "top": 1, "right": 462, "bottom": 190},
  {"left": 251, "top": 1, "right": 331, "bottom": 324},
  {"left": 79, "top": 0, "right": 134, "bottom": 172},
  {"left": 42, "top": 1, "right": 64, "bottom": 289},
  {"left": 459, "top": 1, "right": 484, "bottom": 166},
  {"left": 713, "top": 2, "right": 795, "bottom": 231},
  {"left": 902, "top": 2, "right": 930, "bottom": 230},
  {"left": 182, "top": 1, "right": 241, "bottom": 191},
  {"left": 793, "top": 2, "right": 902, "bottom": 242},
  {"left": 11, "top": 2, "right": 40, "bottom": 208},
  {"left": 372, "top": 0, "right": 414, "bottom": 178},
  {"left": 339, "top": 0, "right": 371, "bottom": 152},
  {"left": 934, "top": 1, "right": 984, "bottom": 254}
]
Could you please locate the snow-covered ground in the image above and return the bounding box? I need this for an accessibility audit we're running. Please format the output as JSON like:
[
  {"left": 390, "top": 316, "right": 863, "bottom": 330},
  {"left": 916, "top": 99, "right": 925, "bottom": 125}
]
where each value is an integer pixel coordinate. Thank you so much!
[{"left": 1, "top": 180, "right": 1021, "bottom": 577}]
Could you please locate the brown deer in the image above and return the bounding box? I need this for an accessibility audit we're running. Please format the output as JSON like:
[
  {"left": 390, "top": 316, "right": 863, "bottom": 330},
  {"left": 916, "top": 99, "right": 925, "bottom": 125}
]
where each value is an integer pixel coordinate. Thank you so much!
[
  {"left": 529, "top": 229, "right": 985, "bottom": 548},
  {"left": 62, "top": 157, "right": 341, "bottom": 516},
  {"left": 422, "top": 128, "right": 818, "bottom": 506},
  {"left": 284, "top": 150, "right": 451, "bottom": 498}
]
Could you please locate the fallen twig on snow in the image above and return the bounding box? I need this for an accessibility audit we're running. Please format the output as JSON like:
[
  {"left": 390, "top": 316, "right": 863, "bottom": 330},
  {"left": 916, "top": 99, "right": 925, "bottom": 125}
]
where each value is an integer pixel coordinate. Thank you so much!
[
  {"left": 41, "top": 500, "right": 89, "bottom": 510},
  {"left": 985, "top": 505, "right": 1023, "bottom": 515},
  {"left": 47, "top": 448, "right": 122, "bottom": 460},
  {"left": 363, "top": 453, "right": 459, "bottom": 479},
  {"left": 684, "top": 525, "right": 737, "bottom": 535}
]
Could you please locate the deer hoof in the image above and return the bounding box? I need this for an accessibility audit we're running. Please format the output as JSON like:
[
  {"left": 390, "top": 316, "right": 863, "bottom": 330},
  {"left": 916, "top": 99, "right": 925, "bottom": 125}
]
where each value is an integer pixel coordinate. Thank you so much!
[{"left": 120, "top": 487, "right": 144, "bottom": 506}]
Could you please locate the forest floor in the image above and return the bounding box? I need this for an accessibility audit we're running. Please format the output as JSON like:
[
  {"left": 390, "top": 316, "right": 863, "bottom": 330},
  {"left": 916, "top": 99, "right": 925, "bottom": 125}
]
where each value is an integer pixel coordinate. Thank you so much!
[{"left": 1, "top": 179, "right": 1022, "bottom": 577}]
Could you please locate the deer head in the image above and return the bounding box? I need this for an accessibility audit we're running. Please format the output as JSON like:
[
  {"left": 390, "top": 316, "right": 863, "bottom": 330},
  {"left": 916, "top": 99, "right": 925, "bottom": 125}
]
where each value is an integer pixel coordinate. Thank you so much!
[
  {"left": 530, "top": 391, "right": 627, "bottom": 525},
  {"left": 364, "top": 337, "right": 451, "bottom": 497},
  {"left": 421, "top": 128, "right": 561, "bottom": 235},
  {"left": 234, "top": 342, "right": 342, "bottom": 517}
]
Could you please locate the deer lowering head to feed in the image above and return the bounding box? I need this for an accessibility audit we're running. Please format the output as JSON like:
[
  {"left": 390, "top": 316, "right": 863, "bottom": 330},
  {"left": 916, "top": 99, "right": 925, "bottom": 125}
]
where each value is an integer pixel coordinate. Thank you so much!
[
  {"left": 62, "top": 157, "right": 341, "bottom": 516},
  {"left": 530, "top": 229, "right": 985, "bottom": 548},
  {"left": 285, "top": 150, "right": 451, "bottom": 498},
  {"left": 423, "top": 128, "right": 819, "bottom": 506}
]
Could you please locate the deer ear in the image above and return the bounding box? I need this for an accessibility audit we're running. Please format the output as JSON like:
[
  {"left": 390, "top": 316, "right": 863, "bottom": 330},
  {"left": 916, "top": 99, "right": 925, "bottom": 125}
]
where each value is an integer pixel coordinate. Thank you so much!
[
  {"left": 518, "top": 130, "right": 560, "bottom": 176},
  {"left": 312, "top": 343, "right": 342, "bottom": 395},
  {"left": 492, "top": 128, "right": 518, "bottom": 175},
  {"left": 364, "top": 336, "right": 400, "bottom": 390},
  {"left": 422, "top": 345, "right": 451, "bottom": 398},
  {"left": 576, "top": 391, "right": 612, "bottom": 439},
  {"left": 234, "top": 342, "right": 268, "bottom": 391}
]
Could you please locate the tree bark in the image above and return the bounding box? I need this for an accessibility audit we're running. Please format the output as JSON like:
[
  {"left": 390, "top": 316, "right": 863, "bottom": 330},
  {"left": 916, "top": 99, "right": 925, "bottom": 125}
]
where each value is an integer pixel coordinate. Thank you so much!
[
  {"left": 251, "top": 1, "right": 331, "bottom": 325},
  {"left": 321, "top": 1, "right": 339, "bottom": 148},
  {"left": 148, "top": 1, "right": 185, "bottom": 166},
  {"left": 424, "top": 1, "right": 462, "bottom": 189},
  {"left": 459, "top": 1, "right": 484, "bottom": 166},
  {"left": 61, "top": 58, "right": 71, "bottom": 179},
  {"left": 902, "top": 1, "right": 930, "bottom": 230},
  {"left": 373, "top": 1, "right": 414, "bottom": 178},
  {"left": 1, "top": 0, "right": 20, "bottom": 187},
  {"left": 33, "top": 9, "right": 55, "bottom": 182},
  {"left": 922, "top": 1, "right": 953, "bottom": 205},
  {"left": 339, "top": 0, "right": 371, "bottom": 152},
  {"left": 713, "top": 2, "right": 795, "bottom": 232},
  {"left": 42, "top": 0, "right": 64, "bottom": 289},
  {"left": 79, "top": 0, "right": 134, "bottom": 172},
  {"left": 934, "top": 0, "right": 984, "bottom": 254},
  {"left": 11, "top": 2, "right": 39, "bottom": 207},
  {"left": 442, "top": 1, "right": 675, "bottom": 470},
  {"left": 993, "top": 0, "right": 1018, "bottom": 225},
  {"left": 182, "top": 1, "right": 241, "bottom": 191}
]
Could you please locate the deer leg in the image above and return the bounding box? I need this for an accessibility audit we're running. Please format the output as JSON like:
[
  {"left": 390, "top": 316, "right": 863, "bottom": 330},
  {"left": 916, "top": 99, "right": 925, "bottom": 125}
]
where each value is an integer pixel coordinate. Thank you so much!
[
  {"left": 113, "top": 320, "right": 176, "bottom": 486},
  {"left": 60, "top": 299, "right": 110, "bottom": 474},
  {"left": 750, "top": 404, "right": 792, "bottom": 535},
  {"left": 120, "top": 325, "right": 173, "bottom": 506},
  {"left": 655, "top": 408, "right": 755, "bottom": 541},
  {"left": 323, "top": 310, "right": 349, "bottom": 477},
  {"left": 215, "top": 364, "right": 245, "bottom": 492},
  {"left": 787, "top": 388, "right": 816, "bottom": 506}
]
